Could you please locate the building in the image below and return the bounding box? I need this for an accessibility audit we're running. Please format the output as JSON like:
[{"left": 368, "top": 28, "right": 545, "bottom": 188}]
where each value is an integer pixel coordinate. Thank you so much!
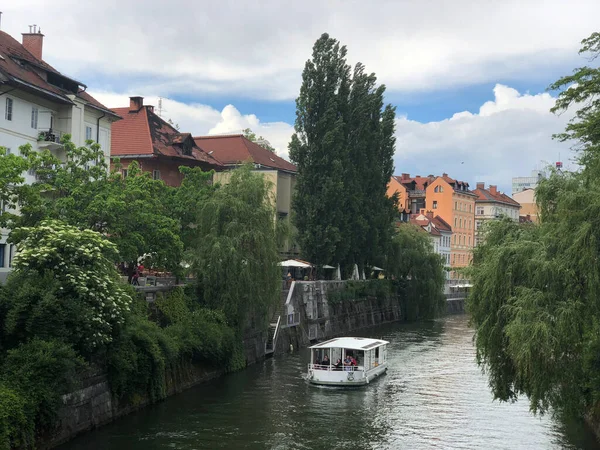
[
  {"left": 193, "top": 134, "right": 298, "bottom": 256},
  {"left": 473, "top": 182, "right": 521, "bottom": 245},
  {"left": 387, "top": 173, "right": 435, "bottom": 214},
  {"left": 110, "top": 97, "right": 222, "bottom": 186},
  {"left": 409, "top": 212, "right": 452, "bottom": 277},
  {"left": 425, "top": 174, "right": 476, "bottom": 277},
  {"left": 512, "top": 169, "right": 545, "bottom": 196},
  {"left": 0, "top": 26, "right": 120, "bottom": 282},
  {"left": 513, "top": 188, "right": 539, "bottom": 223}
]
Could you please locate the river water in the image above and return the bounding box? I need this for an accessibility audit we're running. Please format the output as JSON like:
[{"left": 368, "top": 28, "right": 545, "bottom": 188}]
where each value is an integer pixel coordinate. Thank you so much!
[{"left": 60, "top": 315, "right": 599, "bottom": 450}]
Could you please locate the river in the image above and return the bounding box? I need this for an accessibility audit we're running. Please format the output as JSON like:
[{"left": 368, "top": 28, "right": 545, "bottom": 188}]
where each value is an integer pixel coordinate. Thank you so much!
[{"left": 60, "top": 315, "right": 599, "bottom": 450}]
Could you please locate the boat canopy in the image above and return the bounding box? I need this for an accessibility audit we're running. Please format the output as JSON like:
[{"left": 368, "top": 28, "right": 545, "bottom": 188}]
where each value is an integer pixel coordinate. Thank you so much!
[{"left": 309, "top": 337, "right": 389, "bottom": 351}]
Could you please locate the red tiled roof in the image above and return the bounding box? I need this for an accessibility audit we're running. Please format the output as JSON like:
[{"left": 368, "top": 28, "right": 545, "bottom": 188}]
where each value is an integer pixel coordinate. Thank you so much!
[
  {"left": 194, "top": 135, "right": 297, "bottom": 173},
  {"left": 473, "top": 187, "right": 520, "bottom": 207},
  {"left": 392, "top": 174, "right": 434, "bottom": 190},
  {"left": 111, "top": 106, "right": 222, "bottom": 169},
  {"left": 0, "top": 30, "right": 115, "bottom": 116}
]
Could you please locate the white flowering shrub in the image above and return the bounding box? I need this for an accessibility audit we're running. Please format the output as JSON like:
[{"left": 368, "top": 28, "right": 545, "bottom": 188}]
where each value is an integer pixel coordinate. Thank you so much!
[{"left": 11, "top": 220, "right": 132, "bottom": 349}]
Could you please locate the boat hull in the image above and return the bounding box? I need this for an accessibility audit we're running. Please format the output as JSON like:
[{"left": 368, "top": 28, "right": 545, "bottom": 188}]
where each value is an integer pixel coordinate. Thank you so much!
[{"left": 308, "top": 364, "right": 387, "bottom": 386}]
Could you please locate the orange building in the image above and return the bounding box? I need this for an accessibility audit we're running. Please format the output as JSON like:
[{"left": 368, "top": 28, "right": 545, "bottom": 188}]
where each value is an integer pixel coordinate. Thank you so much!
[
  {"left": 425, "top": 173, "right": 476, "bottom": 277},
  {"left": 387, "top": 173, "right": 436, "bottom": 214}
]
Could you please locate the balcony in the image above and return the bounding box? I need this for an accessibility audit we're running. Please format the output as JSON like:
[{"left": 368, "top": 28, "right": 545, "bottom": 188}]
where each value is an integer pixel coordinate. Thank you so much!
[
  {"left": 407, "top": 189, "right": 426, "bottom": 197},
  {"left": 37, "top": 129, "right": 64, "bottom": 152}
]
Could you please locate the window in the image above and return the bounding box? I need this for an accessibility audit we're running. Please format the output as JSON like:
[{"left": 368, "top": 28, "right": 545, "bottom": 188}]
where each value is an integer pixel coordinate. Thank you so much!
[
  {"left": 469, "top": 204, "right": 472, "bottom": 213},
  {"left": 31, "top": 107, "right": 38, "bottom": 129},
  {"left": 8, "top": 245, "right": 15, "bottom": 268},
  {"left": 459, "top": 218, "right": 462, "bottom": 228},
  {"left": 5, "top": 98, "right": 13, "bottom": 121},
  {"left": 85, "top": 126, "right": 93, "bottom": 142},
  {"left": 121, "top": 168, "right": 128, "bottom": 178},
  {"left": 434, "top": 186, "right": 443, "bottom": 193},
  {"left": 453, "top": 235, "right": 456, "bottom": 245},
  {"left": 454, "top": 218, "right": 457, "bottom": 227},
  {"left": 432, "top": 200, "right": 438, "bottom": 209},
  {"left": 468, "top": 236, "right": 471, "bottom": 246},
  {"left": 476, "top": 207, "right": 484, "bottom": 215},
  {"left": 153, "top": 169, "right": 161, "bottom": 180},
  {"left": 0, "top": 244, "right": 5, "bottom": 268},
  {"left": 469, "top": 220, "right": 472, "bottom": 229},
  {"left": 454, "top": 201, "right": 457, "bottom": 210},
  {"left": 4, "top": 148, "right": 10, "bottom": 155}
]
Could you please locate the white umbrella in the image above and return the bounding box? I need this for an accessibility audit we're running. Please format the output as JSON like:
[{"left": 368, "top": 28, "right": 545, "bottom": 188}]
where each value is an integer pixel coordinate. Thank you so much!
[
  {"left": 335, "top": 265, "right": 341, "bottom": 280},
  {"left": 371, "top": 266, "right": 384, "bottom": 271},
  {"left": 278, "top": 259, "right": 312, "bottom": 268},
  {"left": 322, "top": 264, "right": 336, "bottom": 269}
]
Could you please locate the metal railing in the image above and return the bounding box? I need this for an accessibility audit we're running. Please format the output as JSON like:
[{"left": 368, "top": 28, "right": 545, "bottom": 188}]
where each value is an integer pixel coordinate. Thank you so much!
[{"left": 308, "top": 364, "right": 361, "bottom": 372}]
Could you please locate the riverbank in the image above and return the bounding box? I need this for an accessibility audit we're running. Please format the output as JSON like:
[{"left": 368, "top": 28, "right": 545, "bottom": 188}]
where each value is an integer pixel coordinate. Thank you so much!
[
  {"left": 40, "top": 280, "right": 445, "bottom": 448},
  {"left": 56, "top": 316, "right": 599, "bottom": 450}
]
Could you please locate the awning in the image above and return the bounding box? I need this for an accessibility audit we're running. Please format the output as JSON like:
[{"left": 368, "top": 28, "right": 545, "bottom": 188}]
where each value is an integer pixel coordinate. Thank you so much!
[
  {"left": 371, "top": 266, "right": 384, "bottom": 271},
  {"left": 279, "top": 259, "right": 312, "bottom": 268}
]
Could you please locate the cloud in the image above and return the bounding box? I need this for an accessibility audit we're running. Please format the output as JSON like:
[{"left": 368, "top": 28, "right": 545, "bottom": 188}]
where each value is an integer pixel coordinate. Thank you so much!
[
  {"left": 393, "top": 84, "right": 574, "bottom": 194},
  {"left": 5, "top": 0, "right": 600, "bottom": 100},
  {"left": 92, "top": 84, "right": 573, "bottom": 195}
]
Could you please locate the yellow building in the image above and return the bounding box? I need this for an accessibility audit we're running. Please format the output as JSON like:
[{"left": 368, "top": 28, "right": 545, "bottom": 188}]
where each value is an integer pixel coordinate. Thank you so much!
[
  {"left": 513, "top": 188, "right": 539, "bottom": 223},
  {"left": 193, "top": 135, "right": 298, "bottom": 256}
]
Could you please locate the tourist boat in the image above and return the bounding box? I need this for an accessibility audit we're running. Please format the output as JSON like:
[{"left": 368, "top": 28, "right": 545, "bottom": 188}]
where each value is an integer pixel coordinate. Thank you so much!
[{"left": 307, "top": 337, "right": 389, "bottom": 386}]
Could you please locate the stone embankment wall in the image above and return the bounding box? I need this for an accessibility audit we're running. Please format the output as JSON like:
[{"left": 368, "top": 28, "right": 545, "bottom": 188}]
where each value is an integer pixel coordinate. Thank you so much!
[
  {"left": 276, "top": 281, "right": 403, "bottom": 354},
  {"left": 41, "top": 362, "right": 225, "bottom": 449}
]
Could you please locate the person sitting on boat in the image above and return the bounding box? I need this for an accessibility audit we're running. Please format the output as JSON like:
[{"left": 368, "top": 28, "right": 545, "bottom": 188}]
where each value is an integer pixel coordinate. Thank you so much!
[
  {"left": 344, "top": 355, "right": 352, "bottom": 371},
  {"left": 321, "top": 355, "right": 330, "bottom": 367},
  {"left": 334, "top": 358, "right": 343, "bottom": 370}
]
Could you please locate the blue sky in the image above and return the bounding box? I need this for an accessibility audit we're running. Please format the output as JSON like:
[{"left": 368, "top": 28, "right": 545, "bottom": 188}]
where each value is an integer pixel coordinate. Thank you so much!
[{"left": 6, "top": 0, "right": 600, "bottom": 193}]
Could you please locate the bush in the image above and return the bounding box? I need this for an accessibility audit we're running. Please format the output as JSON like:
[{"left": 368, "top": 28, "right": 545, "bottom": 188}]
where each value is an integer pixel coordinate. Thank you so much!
[{"left": 0, "top": 384, "right": 32, "bottom": 450}]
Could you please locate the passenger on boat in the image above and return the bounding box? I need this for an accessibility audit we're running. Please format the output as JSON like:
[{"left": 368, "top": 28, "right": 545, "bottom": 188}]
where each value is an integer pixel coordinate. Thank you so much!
[
  {"left": 334, "top": 358, "right": 343, "bottom": 370},
  {"left": 321, "top": 355, "right": 330, "bottom": 367},
  {"left": 343, "top": 355, "right": 352, "bottom": 371}
]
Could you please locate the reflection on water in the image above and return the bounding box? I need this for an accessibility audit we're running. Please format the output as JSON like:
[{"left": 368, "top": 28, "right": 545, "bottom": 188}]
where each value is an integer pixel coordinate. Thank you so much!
[{"left": 60, "top": 316, "right": 599, "bottom": 450}]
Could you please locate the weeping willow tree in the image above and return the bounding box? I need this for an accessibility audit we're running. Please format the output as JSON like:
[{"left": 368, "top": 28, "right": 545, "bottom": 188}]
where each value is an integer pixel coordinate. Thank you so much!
[
  {"left": 387, "top": 224, "right": 446, "bottom": 320},
  {"left": 188, "top": 164, "right": 281, "bottom": 333},
  {"left": 469, "top": 32, "right": 600, "bottom": 418}
]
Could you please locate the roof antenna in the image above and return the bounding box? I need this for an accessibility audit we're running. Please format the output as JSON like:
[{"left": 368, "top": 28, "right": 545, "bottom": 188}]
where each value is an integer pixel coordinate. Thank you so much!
[{"left": 0, "top": 12, "right": 3, "bottom": 31}]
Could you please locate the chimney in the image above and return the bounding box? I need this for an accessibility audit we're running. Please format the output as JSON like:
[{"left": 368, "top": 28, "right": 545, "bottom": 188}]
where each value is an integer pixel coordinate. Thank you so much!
[
  {"left": 442, "top": 173, "right": 448, "bottom": 177},
  {"left": 401, "top": 173, "right": 410, "bottom": 180},
  {"left": 425, "top": 210, "right": 434, "bottom": 219},
  {"left": 22, "top": 26, "right": 45, "bottom": 61},
  {"left": 489, "top": 185, "right": 497, "bottom": 194},
  {"left": 129, "top": 96, "right": 144, "bottom": 112},
  {"left": 146, "top": 105, "right": 154, "bottom": 113},
  {"left": 476, "top": 182, "right": 484, "bottom": 189}
]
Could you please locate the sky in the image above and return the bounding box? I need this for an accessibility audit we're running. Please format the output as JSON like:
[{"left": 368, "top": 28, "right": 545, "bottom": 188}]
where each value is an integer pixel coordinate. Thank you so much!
[{"left": 4, "top": 0, "right": 600, "bottom": 194}]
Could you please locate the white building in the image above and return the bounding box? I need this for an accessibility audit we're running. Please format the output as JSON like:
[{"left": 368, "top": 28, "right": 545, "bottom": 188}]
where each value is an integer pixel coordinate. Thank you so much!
[
  {"left": 410, "top": 213, "right": 452, "bottom": 278},
  {"left": 512, "top": 170, "right": 545, "bottom": 196},
  {"left": 0, "top": 26, "right": 120, "bottom": 282},
  {"left": 473, "top": 183, "right": 521, "bottom": 246}
]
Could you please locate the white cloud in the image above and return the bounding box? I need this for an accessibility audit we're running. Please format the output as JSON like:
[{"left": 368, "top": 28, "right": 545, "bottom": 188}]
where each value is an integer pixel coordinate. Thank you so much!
[
  {"left": 92, "top": 84, "right": 573, "bottom": 194},
  {"left": 5, "top": 0, "right": 600, "bottom": 99},
  {"left": 393, "top": 84, "right": 574, "bottom": 194}
]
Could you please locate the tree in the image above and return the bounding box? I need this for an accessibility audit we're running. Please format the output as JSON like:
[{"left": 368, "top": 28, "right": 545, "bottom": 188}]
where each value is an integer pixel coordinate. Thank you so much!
[
  {"left": 289, "top": 33, "right": 351, "bottom": 270},
  {"left": 468, "top": 32, "right": 600, "bottom": 417},
  {"left": 188, "top": 164, "right": 280, "bottom": 331},
  {"left": 0, "top": 220, "right": 132, "bottom": 353},
  {"left": 387, "top": 224, "right": 446, "bottom": 320},
  {"left": 0, "top": 147, "right": 29, "bottom": 229},
  {"left": 289, "top": 33, "right": 396, "bottom": 274},
  {"left": 242, "top": 128, "right": 276, "bottom": 152}
]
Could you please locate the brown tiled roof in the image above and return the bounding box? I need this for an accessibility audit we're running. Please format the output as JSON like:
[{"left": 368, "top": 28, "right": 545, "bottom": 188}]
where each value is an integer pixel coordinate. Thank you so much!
[
  {"left": 392, "top": 174, "right": 434, "bottom": 191},
  {"left": 111, "top": 106, "right": 223, "bottom": 169},
  {"left": 0, "top": 30, "right": 116, "bottom": 117},
  {"left": 409, "top": 214, "right": 442, "bottom": 236},
  {"left": 473, "top": 187, "right": 520, "bottom": 207},
  {"left": 194, "top": 135, "right": 297, "bottom": 173},
  {"left": 432, "top": 215, "right": 452, "bottom": 232}
]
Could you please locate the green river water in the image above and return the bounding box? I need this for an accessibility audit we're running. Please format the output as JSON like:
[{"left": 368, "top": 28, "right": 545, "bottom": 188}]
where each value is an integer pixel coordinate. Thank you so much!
[{"left": 59, "top": 315, "right": 599, "bottom": 449}]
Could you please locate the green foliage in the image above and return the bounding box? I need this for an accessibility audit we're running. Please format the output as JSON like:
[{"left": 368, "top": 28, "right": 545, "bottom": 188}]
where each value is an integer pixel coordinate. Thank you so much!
[
  {"left": 0, "top": 339, "right": 84, "bottom": 449},
  {"left": 469, "top": 32, "right": 600, "bottom": 418},
  {"left": 2, "top": 220, "right": 132, "bottom": 352},
  {"left": 190, "top": 164, "right": 281, "bottom": 332},
  {"left": 0, "top": 383, "right": 32, "bottom": 450},
  {"left": 387, "top": 224, "right": 446, "bottom": 320},
  {"left": 289, "top": 33, "right": 396, "bottom": 274}
]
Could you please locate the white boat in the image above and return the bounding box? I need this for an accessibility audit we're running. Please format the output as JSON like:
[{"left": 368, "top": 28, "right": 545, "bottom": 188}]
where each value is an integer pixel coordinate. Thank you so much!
[{"left": 307, "top": 337, "right": 389, "bottom": 386}]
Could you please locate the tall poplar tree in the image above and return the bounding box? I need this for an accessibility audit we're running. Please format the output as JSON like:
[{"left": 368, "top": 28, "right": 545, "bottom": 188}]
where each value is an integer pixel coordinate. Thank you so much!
[{"left": 289, "top": 33, "right": 396, "bottom": 273}]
